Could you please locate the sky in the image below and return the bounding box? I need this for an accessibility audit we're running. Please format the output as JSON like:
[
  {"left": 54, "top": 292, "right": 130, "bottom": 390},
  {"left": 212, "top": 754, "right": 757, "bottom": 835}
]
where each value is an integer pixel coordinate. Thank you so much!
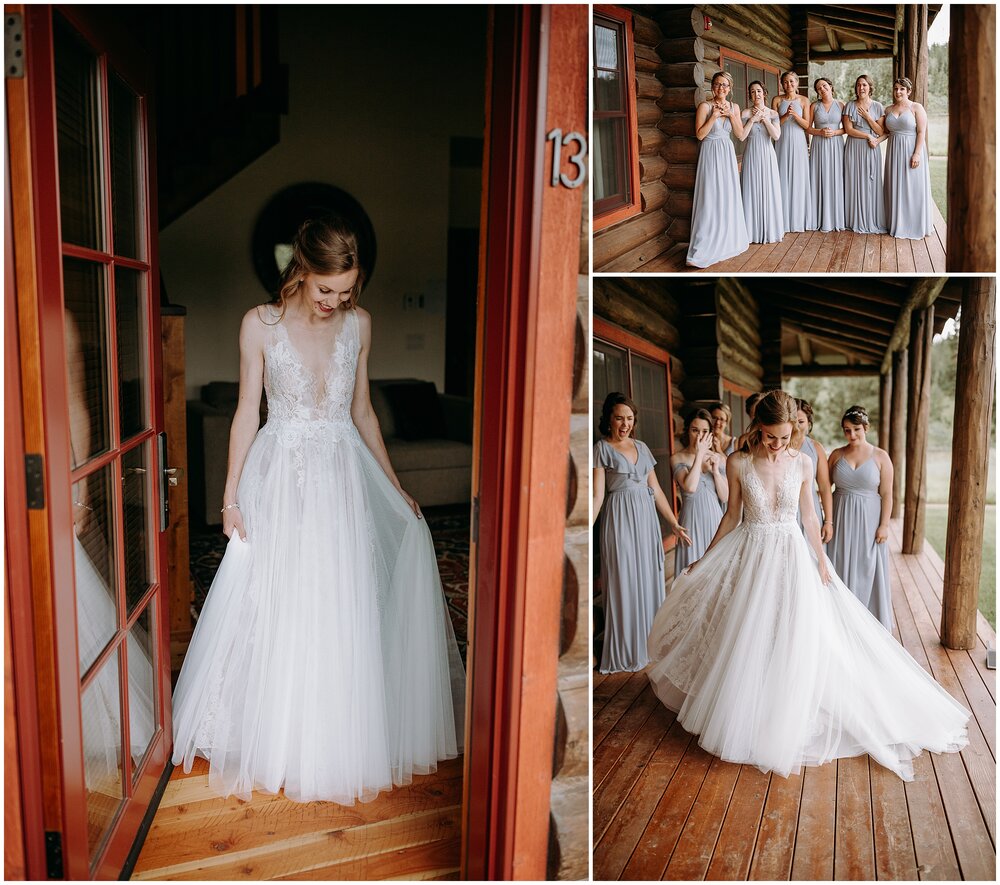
[{"left": 928, "top": 3, "right": 950, "bottom": 45}]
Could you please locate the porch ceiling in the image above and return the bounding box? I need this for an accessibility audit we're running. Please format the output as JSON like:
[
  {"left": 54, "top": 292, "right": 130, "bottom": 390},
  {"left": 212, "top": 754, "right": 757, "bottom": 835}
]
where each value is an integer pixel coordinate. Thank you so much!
[{"left": 807, "top": 5, "right": 943, "bottom": 57}]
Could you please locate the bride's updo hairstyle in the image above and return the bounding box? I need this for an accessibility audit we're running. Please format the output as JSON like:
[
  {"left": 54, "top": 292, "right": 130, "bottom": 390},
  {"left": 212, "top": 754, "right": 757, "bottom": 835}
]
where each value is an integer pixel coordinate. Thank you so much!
[
  {"left": 740, "top": 390, "right": 804, "bottom": 452},
  {"left": 274, "top": 214, "right": 366, "bottom": 319},
  {"left": 599, "top": 392, "right": 638, "bottom": 437},
  {"left": 841, "top": 405, "right": 870, "bottom": 429}
]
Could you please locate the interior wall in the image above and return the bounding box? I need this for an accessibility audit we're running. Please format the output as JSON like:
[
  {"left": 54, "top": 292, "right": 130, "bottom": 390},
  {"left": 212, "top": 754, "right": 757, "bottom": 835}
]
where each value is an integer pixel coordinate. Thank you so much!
[{"left": 160, "top": 6, "right": 487, "bottom": 398}]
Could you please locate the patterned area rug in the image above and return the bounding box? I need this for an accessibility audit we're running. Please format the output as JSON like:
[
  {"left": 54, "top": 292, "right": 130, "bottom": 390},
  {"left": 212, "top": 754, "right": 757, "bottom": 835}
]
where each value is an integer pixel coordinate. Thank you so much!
[{"left": 189, "top": 504, "right": 471, "bottom": 658}]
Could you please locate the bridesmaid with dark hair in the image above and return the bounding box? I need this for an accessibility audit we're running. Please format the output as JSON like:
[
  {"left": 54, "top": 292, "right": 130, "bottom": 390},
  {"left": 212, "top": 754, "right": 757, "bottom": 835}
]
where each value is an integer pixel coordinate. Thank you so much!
[
  {"left": 807, "top": 77, "right": 846, "bottom": 232},
  {"left": 827, "top": 406, "right": 895, "bottom": 631},
  {"left": 772, "top": 70, "right": 811, "bottom": 232},
  {"left": 739, "top": 80, "right": 784, "bottom": 244},
  {"left": 795, "top": 399, "right": 833, "bottom": 546},
  {"left": 843, "top": 74, "right": 887, "bottom": 233},
  {"left": 736, "top": 391, "right": 764, "bottom": 451},
  {"left": 671, "top": 409, "right": 727, "bottom": 575},
  {"left": 592, "top": 393, "right": 691, "bottom": 673},
  {"left": 879, "top": 77, "right": 933, "bottom": 239},
  {"left": 686, "top": 71, "right": 750, "bottom": 268}
]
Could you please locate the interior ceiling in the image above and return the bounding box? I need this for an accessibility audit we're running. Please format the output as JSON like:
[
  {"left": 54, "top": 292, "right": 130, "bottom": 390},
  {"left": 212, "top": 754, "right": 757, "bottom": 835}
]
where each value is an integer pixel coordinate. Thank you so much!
[
  {"left": 807, "top": 4, "right": 943, "bottom": 55},
  {"left": 679, "top": 277, "right": 963, "bottom": 369}
]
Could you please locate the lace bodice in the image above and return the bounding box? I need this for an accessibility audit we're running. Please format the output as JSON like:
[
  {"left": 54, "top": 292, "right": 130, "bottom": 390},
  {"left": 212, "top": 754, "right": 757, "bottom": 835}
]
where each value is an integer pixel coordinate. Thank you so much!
[{"left": 739, "top": 452, "right": 805, "bottom": 530}]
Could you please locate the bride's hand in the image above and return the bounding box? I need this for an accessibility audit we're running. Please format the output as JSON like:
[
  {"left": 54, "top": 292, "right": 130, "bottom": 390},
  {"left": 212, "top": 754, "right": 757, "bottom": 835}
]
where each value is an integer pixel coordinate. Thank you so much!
[
  {"left": 223, "top": 507, "right": 247, "bottom": 541},
  {"left": 818, "top": 560, "right": 832, "bottom": 585},
  {"left": 399, "top": 488, "right": 423, "bottom": 519}
]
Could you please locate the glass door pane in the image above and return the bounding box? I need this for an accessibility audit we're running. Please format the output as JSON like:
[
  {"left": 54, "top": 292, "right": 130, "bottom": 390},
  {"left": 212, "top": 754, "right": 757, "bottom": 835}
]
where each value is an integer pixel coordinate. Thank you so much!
[
  {"left": 81, "top": 649, "right": 124, "bottom": 861},
  {"left": 629, "top": 354, "right": 672, "bottom": 528},
  {"left": 108, "top": 73, "right": 144, "bottom": 260},
  {"left": 127, "top": 607, "right": 157, "bottom": 772},
  {"left": 115, "top": 267, "right": 148, "bottom": 441},
  {"left": 592, "top": 340, "right": 627, "bottom": 441}
]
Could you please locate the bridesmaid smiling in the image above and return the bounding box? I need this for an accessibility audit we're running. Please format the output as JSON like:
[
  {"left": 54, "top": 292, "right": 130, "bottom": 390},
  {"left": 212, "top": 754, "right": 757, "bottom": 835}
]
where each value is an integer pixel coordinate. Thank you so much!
[
  {"left": 880, "top": 77, "right": 934, "bottom": 239},
  {"left": 843, "top": 74, "right": 887, "bottom": 233},
  {"left": 772, "top": 71, "right": 812, "bottom": 233},
  {"left": 738, "top": 80, "right": 784, "bottom": 245},
  {"left": 686, "top": 71, "right": 750, "bottom": 268},
  {"left": 807, "top": 77, "right": 846, "bottom": 232}
]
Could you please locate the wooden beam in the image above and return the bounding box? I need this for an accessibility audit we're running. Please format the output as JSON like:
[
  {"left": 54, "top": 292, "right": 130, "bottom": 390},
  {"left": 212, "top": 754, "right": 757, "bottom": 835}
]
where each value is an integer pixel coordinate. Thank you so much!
[
  {"left": 777, "top": 311, "right": 891, "bottom": 352},
  {"left": 797, "top": 333, "right": 814, "bottom": 365},
  {"left": 768, "top": 294, "right": 897, "bottom": 330},
  {"left": 766, "top": 288, "right": 900, "bottom": 323},
  {"left": 947, "top": 4, "right": 996, "bottom": 272},
  {"left": 813, "top": 17, "right": 894, "bottom": 46},
  {"left": 901, "top": 305, "right": 933, "bottom": 554},
  {"left": 824, "top": 5, "right": 899, "bottom": 21},
  {"left": 903, "top": 4, "right": 929, "bottom": 105},
  {"left": 783, "top": 322, "right": 881, "bottom": 361},
  {"left": 879, "top": 277, "right": 948, "bottom": 373},
  {"left": 941, "top": 279, "right": 996, "bottom": 648},
  {"left": 889, "top": 348, "right": 907, "bottom": 519},
  {"left": 810, "top": 49, "right": 893, "bottom": 60},
  {"left": 782, "top": 363, "right": 882, "bottom": 377},
  {"left": 878, "top": 371, "right": 892, "bottom": 450}
]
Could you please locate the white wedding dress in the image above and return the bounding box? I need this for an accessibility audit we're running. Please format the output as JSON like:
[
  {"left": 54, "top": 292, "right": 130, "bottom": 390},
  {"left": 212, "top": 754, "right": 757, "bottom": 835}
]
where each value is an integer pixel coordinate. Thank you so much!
[
  {"left": 172, "top": 307, "right": 465, "bottom": 803},
  {"left": 647, "top": 450, "right": 969, "bottom": 782}
]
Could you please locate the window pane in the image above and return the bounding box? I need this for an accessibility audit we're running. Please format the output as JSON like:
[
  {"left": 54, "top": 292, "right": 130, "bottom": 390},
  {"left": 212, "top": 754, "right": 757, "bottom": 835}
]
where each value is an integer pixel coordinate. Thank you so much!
[
  {"left": 630, "top": 354, "right": 672, "bottom": 529},
  {"left": 127, "top": 606, "right": 156, "bottom": 773},
  {"left": 81, "top": 649, "right": 124, "bottom": 862},
  {"left": 596, "top": 70, "right": 623, "bottom": 113},
  {"left": 748, "top": 66, "right": 764, "bottom": 105},
  {"left": 108, "top": 72, "right": 143, "bottom": 259},
  {"left": 115, "top": 267, "right": 148, "bottom": 440},
  {"left": 765, "top": 71, "right": 780, "bottom": 105},
  {"left": 74, "top": 465, "right": 118, "bottom": 676},
  {"left": 594, "top": 117, "right": 625, "bottom": 202},
  {"left": 592, "top": 341, "right": 627, "bottom": 441},
  {"left": 65, "top": 258, "right": 111, "bottom": 464},
  {"left": 122, "top": 443, "right": 154, "bottom": 613},
  {"left": 54, "top": 15, "right": 104, "bottom": 250},
  {"left": 595, "top": 23, "right": 619, "bottom": 71}
]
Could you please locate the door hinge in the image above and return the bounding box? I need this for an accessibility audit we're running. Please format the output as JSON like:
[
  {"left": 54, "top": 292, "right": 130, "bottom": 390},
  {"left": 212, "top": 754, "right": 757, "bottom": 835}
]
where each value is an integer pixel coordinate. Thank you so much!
[
  {"left": 45, "top": 830, "right": 63, "bottom": 879},
  {"left": 5, "top": 13, "right": 24, "bottom": 79},
  {"left": 25, "top": 454, "right": 44, "bottom": 509}
]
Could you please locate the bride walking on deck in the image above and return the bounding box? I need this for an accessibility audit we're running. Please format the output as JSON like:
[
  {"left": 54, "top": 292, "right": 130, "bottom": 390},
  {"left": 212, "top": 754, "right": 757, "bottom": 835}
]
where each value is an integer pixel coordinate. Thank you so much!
[{"left": 646, "top": 391, "right": 969, "bottom": 781}]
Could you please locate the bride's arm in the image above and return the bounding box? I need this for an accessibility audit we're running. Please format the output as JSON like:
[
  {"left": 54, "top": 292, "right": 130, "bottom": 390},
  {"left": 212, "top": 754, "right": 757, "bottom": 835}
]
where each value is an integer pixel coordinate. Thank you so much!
[
  {"left": 691, "top": 452, "right": 744, "bottom": 567},
  {"left": 221, "top": 308, "right": 267, "bottom": 539},
  {"left": 350, "top": 308, "right": 422, "bottom": 517},
  {"left": 799, "top": 458, "right": 831, "bottom": 583}
]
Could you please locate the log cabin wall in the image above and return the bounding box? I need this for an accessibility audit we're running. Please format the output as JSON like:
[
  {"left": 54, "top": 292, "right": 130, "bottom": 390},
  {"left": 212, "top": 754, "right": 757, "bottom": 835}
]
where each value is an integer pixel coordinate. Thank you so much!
[{"left": 593, "top": 6, "right": 795, "bottom": 271}]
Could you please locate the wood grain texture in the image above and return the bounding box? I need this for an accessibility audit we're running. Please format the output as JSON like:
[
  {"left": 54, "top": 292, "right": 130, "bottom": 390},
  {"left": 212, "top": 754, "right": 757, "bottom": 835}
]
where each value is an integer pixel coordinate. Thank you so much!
[{"left": 593, "top": 519, "right": 996, "bottom": 881}]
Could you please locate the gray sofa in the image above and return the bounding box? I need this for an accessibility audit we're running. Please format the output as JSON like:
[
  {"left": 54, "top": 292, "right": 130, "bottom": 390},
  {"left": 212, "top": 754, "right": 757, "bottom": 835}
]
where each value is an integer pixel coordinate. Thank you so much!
[{"left": 187, "top": 379, "right": 473, "bottom": 525}]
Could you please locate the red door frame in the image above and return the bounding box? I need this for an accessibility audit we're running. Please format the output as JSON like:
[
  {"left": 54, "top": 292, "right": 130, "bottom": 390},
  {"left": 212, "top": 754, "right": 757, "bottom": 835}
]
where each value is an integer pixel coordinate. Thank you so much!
[
  {"left": 8, "top": 5, "right": 171, "bottom": 878},
  {"left": 463, "top": 5, "right": 586, "bottom": 880}
]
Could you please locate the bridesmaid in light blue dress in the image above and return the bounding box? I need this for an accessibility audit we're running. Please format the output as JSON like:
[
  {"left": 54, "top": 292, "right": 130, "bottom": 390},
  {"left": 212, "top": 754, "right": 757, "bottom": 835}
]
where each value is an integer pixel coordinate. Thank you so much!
[
  {"left": 772, "top": 71, "right": 811, "bottom": 232},
  {"left": 739, "top": 81, "right": 784, "bottom": 244},
  {"left": 671, "top": 409, "right": 727, "bottom": 575},
  {"left": 686, "top": 71, "right": 750, "bottom": 268},
  {"left": 880, "top": 77, "right": 933, "bottom": 239},
  {"left": 843, "top": 74, "right": 887, "bottom": 233},
  {"left": 807, "top": 78, "right": 846, "bottom": 232},
  {"left": 710, "top": 401, "right": 736, "bottom": 514},
  {"left": 592, "top": 394, "right": 692, "bottom": 673},
  {"left": 827, "top": 405, "right": 895, "bottom": 632},
  {"left": 794, "top": 399, "right": 833, "bottom": 549}
]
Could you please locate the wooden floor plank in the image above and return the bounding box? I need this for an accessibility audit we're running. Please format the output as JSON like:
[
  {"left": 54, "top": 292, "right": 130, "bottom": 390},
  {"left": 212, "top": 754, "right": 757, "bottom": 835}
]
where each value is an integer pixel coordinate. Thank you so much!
[
  {"left": 274, "top": 835, "right": 461, "bottom": 881},
  {"left": 845, "top": 231, "right": 867, "bottom": 269},
  {"left": 927, "top": 228, "right": 947, "bottom": 271},
  {"left": 705, "top": 765, "right": 770, "bottom": 881},
  {"left": 862, "top": 233, "right": 881, "bottom": 271},
  {"left": 593, "top": 684, "right": 660, "bottom": 790},
  {"left": 739, "top": 239, "right": 779, "bottom": 273},
  {"left": 747, "top": 772, "right": 802, "bottom": 881},
  {"left": 880, "top": 234, "right": 898, "bottom": 272},
  {"left": 594, "top": 717, "right": 693, "bottom": 880},
  {"left": 834, "top": 755, "right": 875, "bottom": 881},
  {"left": 594, "top": 670, "right": 650, "bottom": 748},
  {"left": 896, "top": 236, "right": 917, "bottom": 272},
  {"left": 911, "top": 236, "right": 933, "bottom": 272},
  {"left": 593, "top": 701, "right": 675, "bottom": 839},
  {"left": 755, "top": 233, "right": 797, "bottom": 273},
  {"left": 593, "top": 670, "right": 632, "bottom": 719},
  {"left": 662, "top": 756, "right": 741, "bottom": 880},
  {"left": 791, "top": 231, "right": 821, "bottom": 272},
  {"left": 905, "top": 752, "right": 962, "bottom": 880},
  {"left": 619, "top": 743, "right": 713, "bottom": 881},
  {"left": 807, "top": 228, "right": 839, "bottom": 272},
  {"left": 790, "top": 762, "right": 837, "bottom": 881},
  {"left": 870, "top": 760, "right": 919, "bottom": 881},
  {"left": 827, "top": 228, "right": 855, "bottom": 272}
]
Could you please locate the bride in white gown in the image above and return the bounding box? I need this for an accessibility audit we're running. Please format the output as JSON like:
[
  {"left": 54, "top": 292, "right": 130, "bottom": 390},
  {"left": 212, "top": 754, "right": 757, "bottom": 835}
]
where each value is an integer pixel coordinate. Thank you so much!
[
  {"left": 646, "top": 390, "right": 969, "bottom": 781},
  {"left": 172, "top": 216, "right": 465, "bottom": 804}
]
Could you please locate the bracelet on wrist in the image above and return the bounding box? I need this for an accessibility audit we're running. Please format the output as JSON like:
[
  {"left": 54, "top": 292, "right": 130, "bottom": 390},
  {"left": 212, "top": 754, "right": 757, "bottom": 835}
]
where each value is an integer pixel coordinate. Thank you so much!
[{"left": 221, "top": 503, "right": 241, "bottom": 513}]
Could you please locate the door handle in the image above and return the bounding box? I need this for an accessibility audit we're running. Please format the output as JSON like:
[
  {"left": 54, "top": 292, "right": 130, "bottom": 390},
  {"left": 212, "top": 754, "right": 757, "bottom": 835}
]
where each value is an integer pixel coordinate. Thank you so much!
[{"left": 158, "top": 432, "right": 170, "bottom": 531}]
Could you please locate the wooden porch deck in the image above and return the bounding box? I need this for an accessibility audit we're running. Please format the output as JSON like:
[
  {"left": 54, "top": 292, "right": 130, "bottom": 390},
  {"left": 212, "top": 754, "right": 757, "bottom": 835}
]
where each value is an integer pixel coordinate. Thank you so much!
[
  {"left": 131, "top": 757, "right": 462, "bottom": 880},
  {"left": 639, "top": 207, "right": 947, "bottom": 275},
  {"left": 593, "top": 519, "right": 995, "bottom": 881}
]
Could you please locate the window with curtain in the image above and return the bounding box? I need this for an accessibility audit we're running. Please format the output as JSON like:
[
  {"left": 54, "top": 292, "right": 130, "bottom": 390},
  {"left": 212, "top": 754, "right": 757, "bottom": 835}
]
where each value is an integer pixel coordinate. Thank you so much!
[
  {"left": 593, "top": 6, "right": 640, "bottom": 229},
  {"left": 721, "top": 49, "right": 780, "bottom": 161}
]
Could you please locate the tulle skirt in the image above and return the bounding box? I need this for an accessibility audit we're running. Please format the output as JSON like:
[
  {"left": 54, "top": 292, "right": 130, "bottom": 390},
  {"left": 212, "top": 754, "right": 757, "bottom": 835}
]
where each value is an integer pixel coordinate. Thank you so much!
[
  {"left": 646, "top": 520, "right": 969, "bottom": 781},
  {"left": 171, "top": 421, "right": 466, "bottom": 803}
]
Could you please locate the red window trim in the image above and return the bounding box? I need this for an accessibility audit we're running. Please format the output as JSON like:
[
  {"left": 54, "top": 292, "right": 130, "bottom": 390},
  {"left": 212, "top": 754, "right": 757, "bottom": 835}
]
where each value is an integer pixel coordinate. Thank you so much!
[
  {"left": 593, "top": 5, "right": 641, "bottom": 232},
  {"left": 593, "top": 316, "right": 679, "bottom": 544},
  {"left": 722, "top": 378, "right": 756, "bottom": 398}
]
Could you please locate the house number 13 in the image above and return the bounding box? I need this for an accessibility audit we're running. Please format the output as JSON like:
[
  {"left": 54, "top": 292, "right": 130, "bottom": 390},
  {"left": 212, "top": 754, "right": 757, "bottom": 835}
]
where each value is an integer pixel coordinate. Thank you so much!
[{"left": 546, "top": 128, "right": 587, "bottom": 189}]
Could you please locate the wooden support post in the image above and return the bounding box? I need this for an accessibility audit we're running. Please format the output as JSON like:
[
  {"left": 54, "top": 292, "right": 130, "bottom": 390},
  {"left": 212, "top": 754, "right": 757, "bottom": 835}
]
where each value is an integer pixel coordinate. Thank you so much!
[
  {"left": 942, "top": 279, "right": 996, "bottom": 648},
  {"left": 947, "top": 4, "right": 996, "bottom": 272},
  {"left": 902, "top": 305, "right": 933, "bottom": 553},
  {"left": 889, "top": 349, "right": 907, "bottom": 519},
  {"left": 903, "top": 4, "right": 929, "bottom": 104},
  {"left": 879, "top": 371, "right": 892, "bottom": 450}
]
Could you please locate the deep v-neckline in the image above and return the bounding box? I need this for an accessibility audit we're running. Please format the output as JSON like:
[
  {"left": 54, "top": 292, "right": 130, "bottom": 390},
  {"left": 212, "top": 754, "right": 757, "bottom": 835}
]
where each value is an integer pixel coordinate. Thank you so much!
[
  {"left": 276, "top": 311, "right": 352, "bottom": 386},
  {"left": 607, "top": 438, "right": 640, "bottom": 468},
  {"left": 746, "top": 452, "right": 798, "bottom": 515}
]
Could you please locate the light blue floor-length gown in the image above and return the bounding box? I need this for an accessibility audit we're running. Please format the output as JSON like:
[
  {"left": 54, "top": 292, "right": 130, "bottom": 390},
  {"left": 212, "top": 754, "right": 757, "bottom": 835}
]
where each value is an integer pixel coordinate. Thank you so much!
[
  {"left": 884, "top": 108, "right": 934, "bottom": 239},
  {"left": 828, "top": 456, "right": 892, "bottom": 630},
  {"left": 843, "top": 99, "right": 887, "bottom": 233},
  {"left": 673, "top": 461, "right": 724, "bottom": 575},
  {"left": 808, "top": 101, "right": 846, "bottom": 231},
  {"left": 797, "top": 437, "right": 826, "bottom": 548},
  {"left": 741, "top": 110, "right": 784, "bottom": 244},
  {"left": 775, "top": 98, "right": 811, "bottom": 232},
  {"left": 595, "top": 438, "right": 665, "bottom": 673},
  {"left": 686, "top": 109, "right": 750, "bottom": 268}
]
